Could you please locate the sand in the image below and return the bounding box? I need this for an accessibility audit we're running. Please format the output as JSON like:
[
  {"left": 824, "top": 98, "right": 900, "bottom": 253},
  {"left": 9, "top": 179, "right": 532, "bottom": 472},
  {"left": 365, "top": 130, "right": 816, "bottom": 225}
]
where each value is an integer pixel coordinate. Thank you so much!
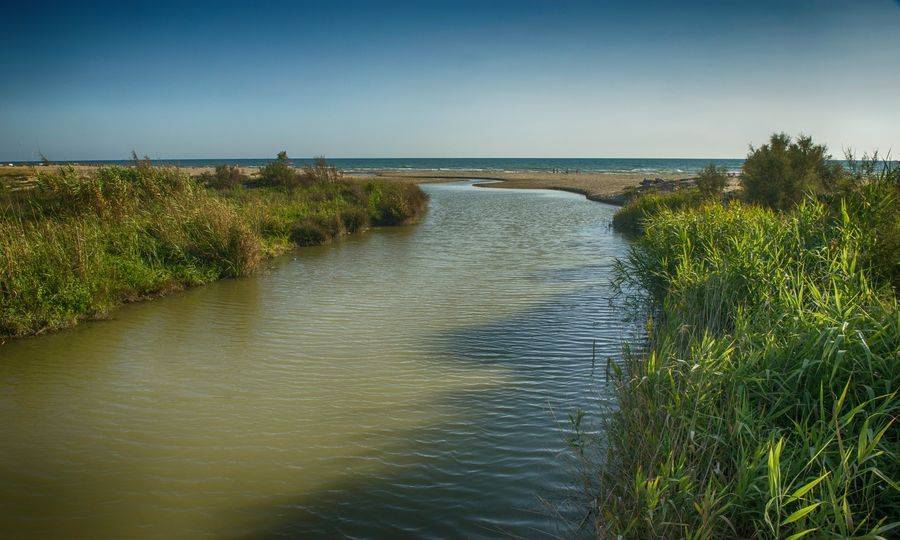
[{"left": 362, "top": 169, "right": 692, "bottom": 204}]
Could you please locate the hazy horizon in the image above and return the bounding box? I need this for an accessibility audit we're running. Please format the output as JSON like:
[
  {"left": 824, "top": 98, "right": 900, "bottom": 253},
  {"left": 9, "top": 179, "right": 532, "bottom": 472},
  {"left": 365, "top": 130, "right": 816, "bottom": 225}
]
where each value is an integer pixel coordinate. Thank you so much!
[{"left": 3, "top": 0, "right": 899, "bottom": 161}]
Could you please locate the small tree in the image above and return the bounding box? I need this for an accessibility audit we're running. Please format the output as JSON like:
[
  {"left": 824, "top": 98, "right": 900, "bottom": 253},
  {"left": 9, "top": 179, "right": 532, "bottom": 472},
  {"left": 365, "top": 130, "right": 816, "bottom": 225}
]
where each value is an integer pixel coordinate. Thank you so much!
[
  {"left": 740, "top": 133, "right": 843, "bottom": 209},
  {"left": 258, "top": 151, "right": 299, "bottom": 188},
  {"left": 696, "top": 163, "right": 728, "bottom": 197}
]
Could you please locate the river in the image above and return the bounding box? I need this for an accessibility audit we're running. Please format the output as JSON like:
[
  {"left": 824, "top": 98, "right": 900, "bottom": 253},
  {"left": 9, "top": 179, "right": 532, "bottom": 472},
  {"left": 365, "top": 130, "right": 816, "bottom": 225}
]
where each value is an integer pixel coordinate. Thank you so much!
[{"left": 0, "top": 181, "right": 635, "bottom": 538}]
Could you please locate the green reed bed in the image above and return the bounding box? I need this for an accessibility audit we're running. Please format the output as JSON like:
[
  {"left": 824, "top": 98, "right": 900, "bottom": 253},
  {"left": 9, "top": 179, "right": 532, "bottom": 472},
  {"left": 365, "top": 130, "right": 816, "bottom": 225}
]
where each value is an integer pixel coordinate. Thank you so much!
[
  {"left": 0, "top": 165, "right": 427, "bottom": 339},
  {"left": 611, "top": 188, "right": 706, "bottom": 235},
  {"left": 593, "top": 176, "right": 898, "bottom": 537}
]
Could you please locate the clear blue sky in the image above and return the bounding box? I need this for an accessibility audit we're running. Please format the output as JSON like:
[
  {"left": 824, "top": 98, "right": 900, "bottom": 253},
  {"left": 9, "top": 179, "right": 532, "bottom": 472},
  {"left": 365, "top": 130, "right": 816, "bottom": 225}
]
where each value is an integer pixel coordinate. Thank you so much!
[{"left": 2, "top": 0, "right": 899, "bottom": 161}]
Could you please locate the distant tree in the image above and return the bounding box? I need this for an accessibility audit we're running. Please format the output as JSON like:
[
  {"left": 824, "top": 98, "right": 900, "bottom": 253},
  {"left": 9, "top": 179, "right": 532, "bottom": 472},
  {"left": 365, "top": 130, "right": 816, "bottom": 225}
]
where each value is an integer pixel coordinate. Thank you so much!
[
  {"left": 259, "top": 151, "right": 299, "bottom": 188},
  {"left": 696, "top": 163, "right": 728, "bottom": 197},
  {"left": 740, "top": 133, "right": 843, "bottom": 209}
]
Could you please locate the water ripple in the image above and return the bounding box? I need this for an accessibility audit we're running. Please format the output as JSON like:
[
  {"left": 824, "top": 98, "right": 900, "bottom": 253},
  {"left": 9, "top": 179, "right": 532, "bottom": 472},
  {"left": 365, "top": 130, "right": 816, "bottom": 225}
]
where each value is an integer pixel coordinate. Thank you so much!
[{"left": 0, "top": 182, "right": 639, "bottom": 539}]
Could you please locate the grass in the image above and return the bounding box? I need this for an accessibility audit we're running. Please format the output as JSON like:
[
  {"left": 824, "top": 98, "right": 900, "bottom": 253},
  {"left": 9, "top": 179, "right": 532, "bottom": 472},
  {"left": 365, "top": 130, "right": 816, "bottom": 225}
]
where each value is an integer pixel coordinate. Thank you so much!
[
  {"left": 585, "top": 171, "right": 899, "bottom": 537},
  {"left": 0, "top": 164, "right": 427, "bottom": 340},
  {"left": 611, "top": 189, "right": 707, "bottom": 234}
]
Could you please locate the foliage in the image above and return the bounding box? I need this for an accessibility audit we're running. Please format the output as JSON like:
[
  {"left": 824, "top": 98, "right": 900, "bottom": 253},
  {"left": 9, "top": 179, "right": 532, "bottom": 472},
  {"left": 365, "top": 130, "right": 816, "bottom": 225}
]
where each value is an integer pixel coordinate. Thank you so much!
[
  {"left": 0, "top": 165, "right": 428, "bottom": 339},
  {"left": 589, "top": 174, "right": 899, "bottom": 537},
  {"left": 302, "top": 156, "right": 343, "bottom": 183},
  {"left": 825, "top": 154, "right": 900, "bottom": 288},
  {"left": 740, "top": 133, "right": 844, "bottom": 209},
  {"left": 199, "top": 165, "right": 248, "bottom": 190},
  {"left": 258, "top": 150, "right": 301, "bottom": 189},
  {"left": 696, "top": 163, "right": 729, "bottom": 197},
  {"left": 611, "top": 189, "right": 706, "bottom": 234}
]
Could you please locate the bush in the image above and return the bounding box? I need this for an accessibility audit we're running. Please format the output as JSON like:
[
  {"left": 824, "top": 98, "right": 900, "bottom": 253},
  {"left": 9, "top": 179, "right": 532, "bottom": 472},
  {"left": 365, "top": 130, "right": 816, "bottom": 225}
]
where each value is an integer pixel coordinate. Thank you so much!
[
  {"left": 340, "top": 207, "right": 369, "bottom": 233},
  {"left": 365, "top": 182, "right": 429, "bottom": 225},
  {"left": 199, "top": 165, "right": 247, "bottom": 190},
  {"left": 741, "top": 133, "right": 844, "bottom": 209},
  {"left": 258, "top": 151, "right": 302, "bottom": 189},
  {"left": 288, "top": 214, "right": 343, "bottom": 246},
  {"left": 301, "top": 156, "right": 343, "bottom": 183},
  {"left": 695, "top": 163, "right": 728, "bottom": 197}
]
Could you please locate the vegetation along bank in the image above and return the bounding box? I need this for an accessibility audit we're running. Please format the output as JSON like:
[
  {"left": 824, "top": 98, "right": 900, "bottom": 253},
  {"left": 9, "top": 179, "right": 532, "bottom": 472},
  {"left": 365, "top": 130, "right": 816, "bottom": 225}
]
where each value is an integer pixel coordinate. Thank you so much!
[
  {"left": 584, "top": 133, "right": 898, "bottom": 538},
  {"left": 0, "top": 153, "right": 427, "bottom": 341}
]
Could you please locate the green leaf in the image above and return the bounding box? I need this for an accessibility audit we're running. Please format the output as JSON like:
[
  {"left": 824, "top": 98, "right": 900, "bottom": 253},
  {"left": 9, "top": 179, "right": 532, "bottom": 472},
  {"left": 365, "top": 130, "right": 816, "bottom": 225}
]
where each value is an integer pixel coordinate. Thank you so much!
[
  {"left": 786, "top": 528, "right": 818, "bottom": 540},
  {"left": 788, "top": 473, "right": 829, "bottom": 502},
  {"left": 784, "top": 502, "right": 822, "bottom": 525}
]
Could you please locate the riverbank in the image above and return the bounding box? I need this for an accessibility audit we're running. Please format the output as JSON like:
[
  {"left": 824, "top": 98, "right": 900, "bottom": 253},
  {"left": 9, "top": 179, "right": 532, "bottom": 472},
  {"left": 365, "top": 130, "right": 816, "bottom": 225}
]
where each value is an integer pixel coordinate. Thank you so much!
[
  {"left": 590, "top": 158, "right": 898, "bottom": 536},
  {"left": 0, "top": 165, "right": 427, "bottom": 341},
  {"left": 2, "top": 164, "right": 700, "bottom": 206}
]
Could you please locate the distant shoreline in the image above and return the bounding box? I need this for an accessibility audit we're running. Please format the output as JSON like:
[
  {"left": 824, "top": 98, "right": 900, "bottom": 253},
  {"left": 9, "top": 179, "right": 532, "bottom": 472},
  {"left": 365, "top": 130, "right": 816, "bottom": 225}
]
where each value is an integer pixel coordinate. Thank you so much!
[{"left": 2, "top": 163, "right": 703, "bottom": 206}]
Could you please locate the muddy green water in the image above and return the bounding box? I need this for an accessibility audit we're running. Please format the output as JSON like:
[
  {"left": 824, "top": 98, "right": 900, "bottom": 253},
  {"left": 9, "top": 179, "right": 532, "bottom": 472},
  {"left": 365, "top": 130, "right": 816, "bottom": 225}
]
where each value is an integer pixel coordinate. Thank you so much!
[{"left": 0, "top": 182, "right": 634, "bottom": 538}]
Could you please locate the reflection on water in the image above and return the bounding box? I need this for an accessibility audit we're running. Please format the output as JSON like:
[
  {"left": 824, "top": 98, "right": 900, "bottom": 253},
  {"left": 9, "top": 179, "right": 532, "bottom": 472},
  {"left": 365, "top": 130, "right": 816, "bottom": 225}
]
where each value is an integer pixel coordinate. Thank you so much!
[{"left": 0, "top": 181, "right": 635, "bottom": 538}]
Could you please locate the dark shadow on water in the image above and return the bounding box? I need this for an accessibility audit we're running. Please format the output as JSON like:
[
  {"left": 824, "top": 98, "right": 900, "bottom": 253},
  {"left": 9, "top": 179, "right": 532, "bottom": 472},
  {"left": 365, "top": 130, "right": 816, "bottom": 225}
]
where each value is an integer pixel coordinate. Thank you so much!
[{"left": 231, "top": 285, "right": 640, "bottom": 539}]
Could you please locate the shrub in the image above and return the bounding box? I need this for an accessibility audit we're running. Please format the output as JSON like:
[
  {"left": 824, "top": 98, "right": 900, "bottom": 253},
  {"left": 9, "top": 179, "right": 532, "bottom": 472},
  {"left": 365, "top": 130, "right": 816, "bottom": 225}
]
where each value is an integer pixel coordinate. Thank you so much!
[
  {"left": 199, "top": 165, "right": 247, "bottom": 190},
  {"left": 288, "top": 214, "right": 343, "bottom": 246},
  {"left": 258, "top": 151, "right": 302, "bottom": 189},
  {"left": 365, "top": 182, "right": 429, "bottom": 225},
  {"left": 740, "top": 133, "right": 844, "bottom": 209},
  {"left": 340, "top": 207, "right": 369, "bottom": 233},
  {"left": 695, "top": 163, "right": 728, "bottom": 197},
  {"left": 301, "top": 156, "right": 343, "bottom": 183}
]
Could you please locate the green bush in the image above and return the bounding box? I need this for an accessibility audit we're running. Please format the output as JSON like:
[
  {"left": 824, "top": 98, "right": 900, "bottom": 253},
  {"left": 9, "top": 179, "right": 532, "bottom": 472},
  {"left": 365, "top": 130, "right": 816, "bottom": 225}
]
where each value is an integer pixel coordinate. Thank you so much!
[
  {"left": 340, "top": 207, "right": 369, "bottom": 233},
  {"left": 741, "top": 133, "right": 844, "bottom": 209},
  {"left": 696, "top": 163, "right": 728, "bottom": 197},
  {"left": 258, "top": 151, "right": 303, "bottom": 189}
]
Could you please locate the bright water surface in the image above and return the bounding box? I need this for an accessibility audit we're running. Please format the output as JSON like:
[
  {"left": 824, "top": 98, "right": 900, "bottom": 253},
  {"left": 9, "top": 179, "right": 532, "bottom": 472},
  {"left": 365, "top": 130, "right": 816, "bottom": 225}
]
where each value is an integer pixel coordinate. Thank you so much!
[{"left": 0, "top": 182, "right": 636, "bottom": 538}]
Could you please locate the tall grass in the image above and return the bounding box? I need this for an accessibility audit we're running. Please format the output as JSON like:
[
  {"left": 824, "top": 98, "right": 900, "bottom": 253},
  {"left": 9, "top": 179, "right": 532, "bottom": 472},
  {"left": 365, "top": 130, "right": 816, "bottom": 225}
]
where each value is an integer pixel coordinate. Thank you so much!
[
  {"left": 611, "top": 189, "right": 706, "bottom": 234},
  {"left": 0, "top": 165, "right": 427, "bottom": 339},
  {"left": 590, "top": 176, "right": 899, "bottom": 537}
]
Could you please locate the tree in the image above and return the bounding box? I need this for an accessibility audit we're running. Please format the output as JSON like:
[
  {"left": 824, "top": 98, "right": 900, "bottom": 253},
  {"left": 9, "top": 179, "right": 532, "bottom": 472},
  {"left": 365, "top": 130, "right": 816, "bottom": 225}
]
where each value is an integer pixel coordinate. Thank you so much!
[
  {"left": 259, "top": 151, "right": 299, "bottom": 188},
  {"left": 740, "top": 133, "right": 843, "bottom": 209},
  {"left": 696, "top": 163, "right": 728, "bottom": 197}
]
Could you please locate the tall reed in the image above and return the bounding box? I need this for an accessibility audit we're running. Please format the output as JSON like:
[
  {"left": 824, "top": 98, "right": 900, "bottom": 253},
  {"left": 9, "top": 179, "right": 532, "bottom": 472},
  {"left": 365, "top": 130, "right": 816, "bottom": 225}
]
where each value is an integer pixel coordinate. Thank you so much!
[{"left": 590, "top": 178, "right": 898, "bottom": 537}]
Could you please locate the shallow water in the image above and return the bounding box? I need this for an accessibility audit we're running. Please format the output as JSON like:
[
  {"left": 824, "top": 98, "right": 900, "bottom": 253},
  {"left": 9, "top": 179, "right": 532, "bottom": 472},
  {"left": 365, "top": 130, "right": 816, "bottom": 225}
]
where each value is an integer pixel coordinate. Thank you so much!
[{"left": 0, "top": 181, "right": 635, "bottom": 538}]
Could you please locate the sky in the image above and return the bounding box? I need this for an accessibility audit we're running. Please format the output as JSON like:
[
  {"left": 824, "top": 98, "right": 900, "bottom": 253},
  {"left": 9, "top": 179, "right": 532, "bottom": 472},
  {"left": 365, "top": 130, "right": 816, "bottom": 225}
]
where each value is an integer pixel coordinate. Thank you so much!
[{"left": 1, "top": 0, "right": 899, "bottom": 161}]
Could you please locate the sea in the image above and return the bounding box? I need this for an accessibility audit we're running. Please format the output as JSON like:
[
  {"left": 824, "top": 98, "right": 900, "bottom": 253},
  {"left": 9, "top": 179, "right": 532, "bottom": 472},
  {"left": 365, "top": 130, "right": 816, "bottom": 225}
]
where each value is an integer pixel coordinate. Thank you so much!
[{"left": 16, "top": 157, "right": 746, "bottom": 175}]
